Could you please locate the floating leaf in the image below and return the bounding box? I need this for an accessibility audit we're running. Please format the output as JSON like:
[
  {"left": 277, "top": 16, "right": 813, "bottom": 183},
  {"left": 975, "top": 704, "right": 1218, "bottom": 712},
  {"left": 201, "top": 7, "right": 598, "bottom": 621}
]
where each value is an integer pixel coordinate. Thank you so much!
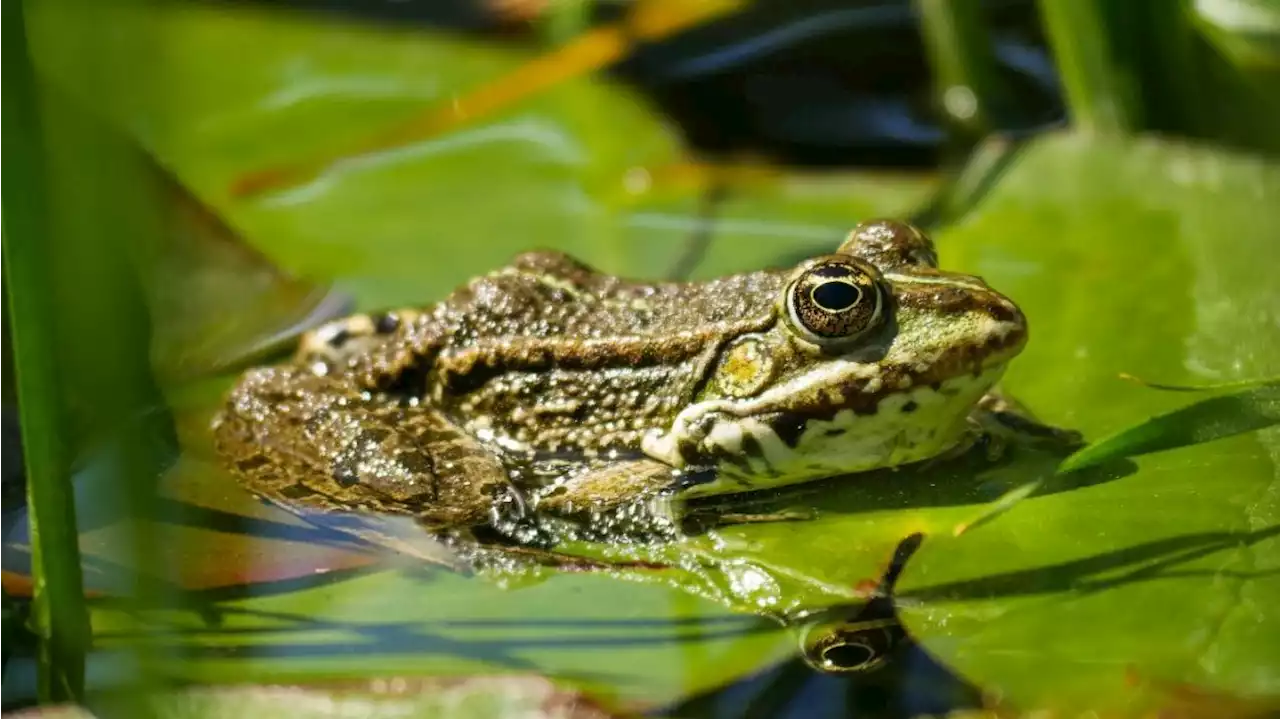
[{"left": 896, "top": 132, "right": 1280, "bottom": 715}]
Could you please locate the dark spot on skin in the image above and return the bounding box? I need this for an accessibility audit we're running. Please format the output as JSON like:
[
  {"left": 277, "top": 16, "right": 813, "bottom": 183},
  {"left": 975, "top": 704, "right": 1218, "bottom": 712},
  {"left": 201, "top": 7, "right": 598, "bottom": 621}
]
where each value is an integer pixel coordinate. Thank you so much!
[
  {"left": 771, "top": 415, "right": 810, "bottom": 448},
  {"left": 384, "top": 363, "right": 430, "bottom": 399},
  {"left": 901, "top": 400, "right": 918, "bottom": 413},
  {"left": 854, "top": 402, "right": 879, "bottom": 417},
  {"left": 396, "top": 450, "right": 433, "bottom": 477},
  {"left": 328, "top": 328, "right": 351, "bottom": 347},
  {"left": 668, "top": 467, "right": 718, "bottom": 493},
  {"left": 439, "top": 363, "right": 509, "bottom": 397},
  {"left": 334, "top": 466, "right": 360, "bottom": 487},
  {"left": 930, "top": 381, "right": 942, "bottom": 392},
  {"left": 374, "top": 313, "right": 400, "bottom": 334},
  {"left": 361, "top": 427, "right": 390, "bottom": 444},
  {"left": 235, "top": 455, "right": 269, "bottom": 472},
  {"left": 738, "top": 435, "right": 766, "bottom": 462},
  {"left": 280, "top": 484, "right": 316, "bottom": 500},
  {"left": 825, "top": 428, "right": 845, "bottom": 438}
]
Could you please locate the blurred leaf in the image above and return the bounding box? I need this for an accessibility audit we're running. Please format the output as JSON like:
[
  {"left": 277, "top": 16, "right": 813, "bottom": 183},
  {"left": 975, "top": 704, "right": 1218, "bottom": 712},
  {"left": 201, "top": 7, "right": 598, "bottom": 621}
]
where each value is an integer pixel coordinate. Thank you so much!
[
  {"left": 1190, "top": 0, "right": 1280, "bottom": 154},
  {"left": 2, "top": 707, "right": 96, "bottom": 719},
  {"left": 1194, "top": 0, "right": 1280, "bottom": 70},
  {"left": 895, "top": 132, "right": 1280, "bottom": 714},
  {"left": 145, "top": 166, "right": 351, "bottom": 385},
  {"left": 27, "top": 0, "right": 932, "bottom": 306}
]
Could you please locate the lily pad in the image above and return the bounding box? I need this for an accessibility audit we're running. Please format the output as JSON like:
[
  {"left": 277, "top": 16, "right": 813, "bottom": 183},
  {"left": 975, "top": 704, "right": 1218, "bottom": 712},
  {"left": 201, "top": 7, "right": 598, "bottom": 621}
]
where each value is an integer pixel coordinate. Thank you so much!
[{"left": 894, "top": 133, "right": 1280, "bottom": 714}]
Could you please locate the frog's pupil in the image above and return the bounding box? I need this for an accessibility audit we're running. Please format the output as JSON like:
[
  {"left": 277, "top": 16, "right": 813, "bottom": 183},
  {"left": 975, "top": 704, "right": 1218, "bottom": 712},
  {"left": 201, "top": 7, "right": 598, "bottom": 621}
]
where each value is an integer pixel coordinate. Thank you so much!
[{"left": 812, "top": 281, "right": 861, "bottom": 312}]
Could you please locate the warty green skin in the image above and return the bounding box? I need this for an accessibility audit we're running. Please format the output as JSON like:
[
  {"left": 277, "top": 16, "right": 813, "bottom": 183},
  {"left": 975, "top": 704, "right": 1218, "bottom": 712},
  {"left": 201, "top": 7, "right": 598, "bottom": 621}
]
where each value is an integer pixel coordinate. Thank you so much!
[{"left": 212, "top": 221, "right": 1028, "bottom": 536}]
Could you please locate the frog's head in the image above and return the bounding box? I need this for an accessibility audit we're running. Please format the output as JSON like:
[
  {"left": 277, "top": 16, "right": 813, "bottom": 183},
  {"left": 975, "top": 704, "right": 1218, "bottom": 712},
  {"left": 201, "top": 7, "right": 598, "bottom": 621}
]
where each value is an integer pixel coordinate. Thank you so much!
[{"left": 643, "top": 220, "right": 1027, "bottom": 493}]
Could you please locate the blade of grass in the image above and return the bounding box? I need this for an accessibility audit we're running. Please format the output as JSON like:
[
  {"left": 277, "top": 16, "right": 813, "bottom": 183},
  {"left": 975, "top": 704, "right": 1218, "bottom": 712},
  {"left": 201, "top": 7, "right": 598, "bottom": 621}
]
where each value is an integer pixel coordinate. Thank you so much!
[
  {"left": 1118, "top": 372, "right": 1280, "bottom": 392},
  {"left": 2, "top": 0, "right": 90, "bottom": 701},
  {"left": 1037, "top": 0, "right": 1143, "bottom": 134},
  {"left": 914, "top": 0, "right": 1011, "bottom": 143},
  {"left": 1059, "top": 380, "right": 1280, "bottom": 474},
  {"left": 1132, "top": 0, "right": 1208, "bottom": 137},
  {"left": 951, "top": 478, "right": 1045, "bottom": 537}
]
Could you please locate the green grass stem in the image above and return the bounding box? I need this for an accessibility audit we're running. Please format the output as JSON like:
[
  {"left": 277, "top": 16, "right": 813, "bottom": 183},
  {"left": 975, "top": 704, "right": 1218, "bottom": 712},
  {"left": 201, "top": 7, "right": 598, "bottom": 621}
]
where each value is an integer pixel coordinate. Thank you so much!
[
  {"left": 914, "top": 0, "right": 1010, "bottom": 142},
  {"left": 2, "top": 1, "right": 91, "bottom": 701},
  {"left": 1038, "top": 0, "right": 1144, "bottom": 134}
]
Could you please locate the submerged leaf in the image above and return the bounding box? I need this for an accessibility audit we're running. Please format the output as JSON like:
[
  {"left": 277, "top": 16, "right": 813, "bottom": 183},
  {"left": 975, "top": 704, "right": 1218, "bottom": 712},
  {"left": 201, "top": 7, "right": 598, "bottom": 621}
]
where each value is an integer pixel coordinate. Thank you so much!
[{"left": 142, "top": 676, "right": 628, "bottom": 719}]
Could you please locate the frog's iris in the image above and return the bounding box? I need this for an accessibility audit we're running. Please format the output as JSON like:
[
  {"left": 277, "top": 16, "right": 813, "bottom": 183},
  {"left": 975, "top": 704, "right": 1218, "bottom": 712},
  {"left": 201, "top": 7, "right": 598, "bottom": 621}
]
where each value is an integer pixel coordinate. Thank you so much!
[{"left": 784, "top": 257, "right": 886, "bottom": 348}]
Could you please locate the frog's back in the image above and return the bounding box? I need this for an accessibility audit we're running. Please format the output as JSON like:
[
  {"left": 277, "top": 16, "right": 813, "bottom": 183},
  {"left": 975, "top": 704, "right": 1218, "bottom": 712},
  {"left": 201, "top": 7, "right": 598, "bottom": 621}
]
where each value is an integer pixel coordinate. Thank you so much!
[
  {"left": 418, "top": 251, "right": 785, "bottom": 454},
  {"left": 435, "top": 250, "right": 784, "bottom": 350}
]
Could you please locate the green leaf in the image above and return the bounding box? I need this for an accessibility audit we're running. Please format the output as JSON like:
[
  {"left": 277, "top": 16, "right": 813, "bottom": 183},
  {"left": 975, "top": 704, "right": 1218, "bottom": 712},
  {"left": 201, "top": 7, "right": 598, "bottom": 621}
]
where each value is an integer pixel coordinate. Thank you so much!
[{"left": 895, "top": 132, "right": 1280, "bottom": 714}]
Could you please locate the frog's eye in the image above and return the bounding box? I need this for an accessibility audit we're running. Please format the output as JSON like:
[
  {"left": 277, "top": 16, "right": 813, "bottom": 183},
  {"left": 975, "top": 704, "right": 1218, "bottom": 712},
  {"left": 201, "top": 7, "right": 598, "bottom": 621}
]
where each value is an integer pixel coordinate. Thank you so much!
[{"left": 784, "top": 258, "right": 886, "bottom": 346}]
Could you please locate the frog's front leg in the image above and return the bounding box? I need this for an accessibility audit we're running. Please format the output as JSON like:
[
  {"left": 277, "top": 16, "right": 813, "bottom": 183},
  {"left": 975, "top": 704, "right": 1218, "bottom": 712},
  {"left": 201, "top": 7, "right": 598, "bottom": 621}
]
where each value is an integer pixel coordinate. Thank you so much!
[
  {"left": 213, "top": 364, "right": 510, "bottom": 530},
  {"left": 975, "top": 388, "right": 1084, "bottom": 452},
  {"left": 927, "top": 389, "right": 1083, "bottom": 469}
]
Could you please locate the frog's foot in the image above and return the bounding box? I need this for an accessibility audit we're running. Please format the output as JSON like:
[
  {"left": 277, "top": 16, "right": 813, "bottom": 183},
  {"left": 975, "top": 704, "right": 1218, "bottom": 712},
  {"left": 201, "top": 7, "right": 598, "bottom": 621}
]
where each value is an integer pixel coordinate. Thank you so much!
[
  {"left": 919, "top": 392, "right": 1083, "bottom": 471},
  {"left": 982, "top": 408, "right": 1085, "bottom": 449},
  {"left": 976, "top": 390, "right": 1085, "bottom": 451},
  {"left": 295, "top": 309, "right": 421, "bottom": 370}
]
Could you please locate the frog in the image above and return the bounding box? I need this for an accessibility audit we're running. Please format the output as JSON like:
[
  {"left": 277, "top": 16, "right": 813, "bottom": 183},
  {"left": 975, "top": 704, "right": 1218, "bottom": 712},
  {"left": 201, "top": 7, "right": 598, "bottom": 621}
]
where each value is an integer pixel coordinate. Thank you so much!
[{"left": 212, "top": 220, "right": 1043, "bottom": 560}]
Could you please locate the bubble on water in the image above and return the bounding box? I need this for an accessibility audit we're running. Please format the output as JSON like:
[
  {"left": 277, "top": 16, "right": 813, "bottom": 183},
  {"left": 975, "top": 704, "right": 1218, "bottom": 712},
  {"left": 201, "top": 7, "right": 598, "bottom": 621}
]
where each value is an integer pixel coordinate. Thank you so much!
[{"left": 723, "top": 560, "right": 782, "bottom": 610}]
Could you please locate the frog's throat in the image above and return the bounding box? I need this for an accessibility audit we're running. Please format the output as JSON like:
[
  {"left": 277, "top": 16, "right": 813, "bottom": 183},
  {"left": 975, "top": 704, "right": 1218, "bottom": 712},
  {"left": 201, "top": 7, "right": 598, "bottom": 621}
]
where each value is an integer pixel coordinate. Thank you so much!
[{"left": 642, "top": 362, "right": 1008, "bottom": 490}]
